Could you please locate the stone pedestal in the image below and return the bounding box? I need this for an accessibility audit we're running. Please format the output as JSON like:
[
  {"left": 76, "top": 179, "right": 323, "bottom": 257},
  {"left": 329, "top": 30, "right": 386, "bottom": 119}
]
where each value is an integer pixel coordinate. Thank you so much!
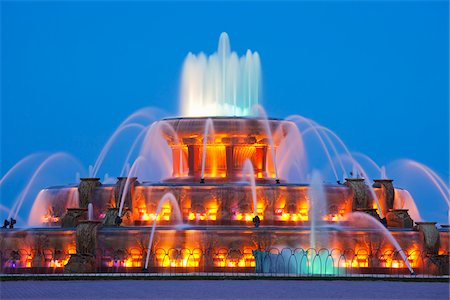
[
  {"left": 78, "top": 178, "right": 101, "bottom": 208},
  {"left": 386, "top": 209, "right": 414, "bottom": 228},
  {"left": 114, "top": 177, "right": 138, "bottom": 209},
  {"left": 355, "top": 208, "right": 382, "bottom": 222},
  {"left": 61, "top": 208, "right": 88, "bottom": 228},
  {"left": 102, "top": 208, "right": 119, "bottom": 226},
  {"left": 429, "top": 254, "right": 449, "bottom": 275},
  {"left": 64, "top": 220, "right": 102, "bottom": 273},
  {"left": 373, "top": 179, "right": 394, "bottom": 215},
  {"left": 416, "top": 222, "right": 440, "bottom": 255},
  {"left": 345, "top": 178, "right": 368, "bottom": 210}
]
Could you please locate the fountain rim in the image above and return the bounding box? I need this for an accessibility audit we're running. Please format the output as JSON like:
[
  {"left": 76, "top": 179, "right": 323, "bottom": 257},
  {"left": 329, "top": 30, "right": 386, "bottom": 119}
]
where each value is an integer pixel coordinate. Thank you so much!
[{"left": 161, "top": 116, "right": 287, "bottom": 122}]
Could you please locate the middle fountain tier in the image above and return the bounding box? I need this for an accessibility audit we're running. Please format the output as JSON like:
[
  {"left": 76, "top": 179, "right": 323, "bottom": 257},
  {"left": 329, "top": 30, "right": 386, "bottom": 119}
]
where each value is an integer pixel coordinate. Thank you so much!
[{"left": 68, "top": 117, "right": 396, "bottom": 227}]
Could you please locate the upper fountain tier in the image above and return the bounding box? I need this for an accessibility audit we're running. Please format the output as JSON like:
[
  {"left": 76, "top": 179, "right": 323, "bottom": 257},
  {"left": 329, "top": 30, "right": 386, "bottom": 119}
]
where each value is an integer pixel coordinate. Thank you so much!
[
  {"left": 159, "top": 117, "right": 296, "bottom": 183},
  {"left": 180, "top": 32, "right": 261, "bottom": 117}
]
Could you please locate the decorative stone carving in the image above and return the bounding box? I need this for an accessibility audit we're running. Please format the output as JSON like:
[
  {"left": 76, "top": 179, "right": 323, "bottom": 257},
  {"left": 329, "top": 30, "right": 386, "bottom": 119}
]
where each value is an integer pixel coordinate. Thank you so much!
[
  {"left": 114, "top": 177, "right": 138, "bottom": 209},
  {"left": 386, "top": 209, "right": 413, "bottom": 228},
  {"left": 355, "top": 208, "right": 382, "bottom": 222},
  {"left": 78, "top": 178, "right": 101, "bottom": 208},
  {"left": 344, "top": 178, "right": 368, "bottom": 210},
  {"left": 61, "top": 208, "right": 87, "bottom": 228},
  {"left": 373, "top": 179, "right": 394, "bottom": 213},
  {"left": 64, "top": 220, "right": 102, "bottom": 273},
  {"left": 416, "top": 222, "right": 440, "bottom": 255},
  {"left": 102, "top": 208, "right": 119, "bottom": 227}
]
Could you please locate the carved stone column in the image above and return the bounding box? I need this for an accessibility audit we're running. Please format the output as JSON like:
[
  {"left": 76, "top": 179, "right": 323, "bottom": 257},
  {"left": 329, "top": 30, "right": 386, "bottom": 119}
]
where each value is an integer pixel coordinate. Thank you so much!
[
  {"left": 344, "top": 178, "right": 368, "bottom": 210},
  {"left": 114, "top": 177, "right": 138, "bottom": 210},
  {"left": 64, "top": 220, "right": 102, "bottom": 273},
  {"left": 225, "top": 145, "right": 235, "bottom": 179},
  {"left": 416, "top": 222, "right": 440, "bottom": 255},
  {"left": 187, "top": 144, "right": 200, "bottom": 177},
  {"left": 102, "top": 208, "right": 119, "bottom": 227},
  {"left": 78, "top": 178, "right": 101, "bottom": 208},
  {"left": 373, "top": 179, "right": 394, "bottom": 215}
]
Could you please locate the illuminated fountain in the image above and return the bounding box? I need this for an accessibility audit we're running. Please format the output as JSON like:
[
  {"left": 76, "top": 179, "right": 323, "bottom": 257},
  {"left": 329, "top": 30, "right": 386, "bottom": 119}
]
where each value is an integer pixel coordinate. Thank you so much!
[{"left": 0, "top": 33, "right": 448, "bottom": 276}]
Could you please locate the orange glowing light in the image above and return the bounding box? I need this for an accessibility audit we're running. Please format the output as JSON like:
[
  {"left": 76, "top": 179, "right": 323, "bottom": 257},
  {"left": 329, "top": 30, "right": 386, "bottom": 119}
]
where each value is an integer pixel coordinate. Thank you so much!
[{"left": 42, "top": 215, "right": 60, "bottom": 224}]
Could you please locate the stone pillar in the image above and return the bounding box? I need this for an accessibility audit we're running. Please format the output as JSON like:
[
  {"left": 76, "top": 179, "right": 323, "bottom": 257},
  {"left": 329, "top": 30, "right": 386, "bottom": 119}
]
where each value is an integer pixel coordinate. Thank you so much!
[
  {"left": 386, "top": 209, "right": 414, "bottom": 228},
  {"left": 64, "top": 220, "right": 102, "bottom": 273},
  {"left": 114, "top": 177, "right": 138, "bottom": 209},
  {"left": 416, "top": 222, "right": 440, "bottom": 255},
  {"left": 255, "top": 146, "right": 267, "bottom": 177},
  {"left": 187, "top": 144, "right": 200, "bottom": 177},
  {"left": 344, "top": 178, "right": 368, "bottom": 210},
  {"left": 225, "top": 145, "right": 235, "bottom": 179},
  {"left": 373, "top": 179, "right": 394, "bottom": 215},
  {"left": 78, "top": 178, "right": 101, "bottom": 209}
]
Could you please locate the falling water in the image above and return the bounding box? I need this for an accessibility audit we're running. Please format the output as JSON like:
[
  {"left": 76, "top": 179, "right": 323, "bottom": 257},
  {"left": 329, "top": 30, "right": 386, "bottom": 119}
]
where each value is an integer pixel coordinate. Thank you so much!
[
  {"left": 275, "top": 123, "right": 307, "bottom": 182},
  {"left": 286, "top": 115, "right": 340, "bottom": 182},
  {"left": 253, "top": 105, "right": 279, "bottom": 181},
  {"left": 302, "top": 123, "right": 385, "bottom": 218},
  {"left": 92, "top": 107, "right": 161, "bottom": 177},
  {"left": 388, "top": 159, "right": 449, "bottom": 224},
  {"left": 0, "top": 153, "right": 43, "bottom": 186},
  {"left": 118, "top": 156, "right": 147, "bottom": 216},
  {"left": 242, "top": 159, "right": 258, "bottom": 217},
  {"left": 92, "top": 123, "right": 145, "bottom": 177},
  {"left": 351, "top": 152, "right": 381, "bottom": 176},
  {"left": 394, "top": 189, "right": 422, "bottom": 222},
  {"left": 343, "top": 212, "right": 415, "bottom": 274},
  {"left": 180, "top": 32, "right": 261, "bottom": 117},
  {"left": 8, "top": 153, "right": 84, "bottom": 221},
  {"left": 201, "top": 118, "right": 215, "bottom": 181},
  {"left": 138, "top": 122, "right": 173, "bottom": 181},
  {"left": 120, "top": 124, "right": 152, "bottom": 177},
  {"left": 28, "top": 187, "right": 79, "bottom": 227},
  {"left": 144, "top": 193, "right": 183, "bottom": 270}
]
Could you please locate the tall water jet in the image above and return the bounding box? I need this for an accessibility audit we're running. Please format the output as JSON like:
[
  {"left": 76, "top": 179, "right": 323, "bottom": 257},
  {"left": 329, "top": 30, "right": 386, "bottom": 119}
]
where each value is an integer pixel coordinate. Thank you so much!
[
  {"left": 242, "top": 159, "right": 258, "bottom": 219},
  {"left": 180, "top": 32, "right": 261, "bottom": 117},
  {"left": 308, "top": 171, "right": 328, "bottom": 252},
  {"left": 87, "top": 203, "right": 94, "bottom": 221},
  {"left": 307, "top": 171, "right": 329, "bottom": 275},
  {"left": 143, "top": 193, "right": 183, "bottom": 271}
]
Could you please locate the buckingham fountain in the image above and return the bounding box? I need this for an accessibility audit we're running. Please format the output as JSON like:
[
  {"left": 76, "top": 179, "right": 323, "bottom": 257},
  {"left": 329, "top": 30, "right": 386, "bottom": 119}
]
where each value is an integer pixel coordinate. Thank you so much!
[{"left": 0, "top": 33, "right": 448, "bottom": 276}]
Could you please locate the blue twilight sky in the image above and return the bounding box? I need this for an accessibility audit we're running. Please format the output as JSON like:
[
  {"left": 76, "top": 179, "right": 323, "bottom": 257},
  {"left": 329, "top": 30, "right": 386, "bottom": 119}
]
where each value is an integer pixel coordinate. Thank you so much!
[{"left": 1, "top": 1, "right": 449, "bottom": 181}]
